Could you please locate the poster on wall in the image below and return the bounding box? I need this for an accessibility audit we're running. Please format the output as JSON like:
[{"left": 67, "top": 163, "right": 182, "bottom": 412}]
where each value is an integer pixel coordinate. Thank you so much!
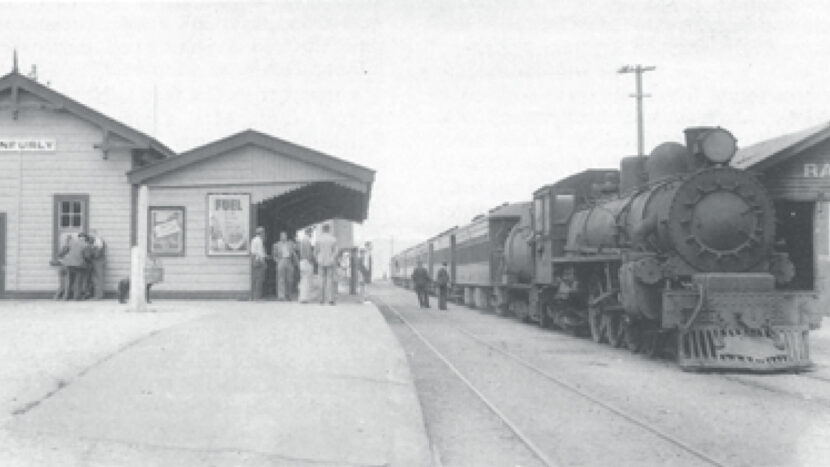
[
  {"left": 207, "top": 193, "right": 250, "bottom": 256},
  {"left": 149, "top": 207, "right": 185, "bottom": 256}
]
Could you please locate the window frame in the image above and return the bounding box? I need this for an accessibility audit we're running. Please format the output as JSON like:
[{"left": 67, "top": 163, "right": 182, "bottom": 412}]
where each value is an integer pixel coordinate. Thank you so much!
[{"left": 53, "top": 194, "right": 90, "bottom": 259}]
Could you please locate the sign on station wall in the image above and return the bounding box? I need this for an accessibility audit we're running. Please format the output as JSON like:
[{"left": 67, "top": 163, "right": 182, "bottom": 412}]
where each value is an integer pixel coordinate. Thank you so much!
[
  {"left": 0, "top": 138, "right": 56, "bottom": 152},
  {"left": 207, "top": 193, "right": 250, "bottom": 256}
]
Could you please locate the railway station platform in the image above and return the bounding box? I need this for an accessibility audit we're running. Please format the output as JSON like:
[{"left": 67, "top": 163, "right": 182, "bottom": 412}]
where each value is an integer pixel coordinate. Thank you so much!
[{"left": 0, "top": 298, "right": 431, "bottom": 466}]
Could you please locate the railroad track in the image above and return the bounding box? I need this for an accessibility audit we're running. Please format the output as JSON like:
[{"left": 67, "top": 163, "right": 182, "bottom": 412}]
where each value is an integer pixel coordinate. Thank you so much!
[
  {"left": 375, "top": 297, "right": 729, "bottom": 467},
  {"left": 719, "top": 370, "right": 830, "bottom": 410}
]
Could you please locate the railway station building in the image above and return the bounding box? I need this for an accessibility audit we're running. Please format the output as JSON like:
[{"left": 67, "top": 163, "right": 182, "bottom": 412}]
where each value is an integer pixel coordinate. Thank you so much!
[
  {"left": 0, "top": 68, "right": 374, "bottom": 299},
  {"left": 733, "top": 122, "right": 830, "bottom": 312}
]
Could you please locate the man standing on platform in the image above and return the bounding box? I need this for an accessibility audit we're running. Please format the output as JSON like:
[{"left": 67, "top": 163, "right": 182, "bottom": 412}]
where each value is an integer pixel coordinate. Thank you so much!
[
  {"left": 89, "top": 229, "right": 107, "bottom": 300},
  {"left": 62, "top": 233, "right": 89, "bottom": 300},
  {"left": 364, "top": 241, "right": 373, "bottom": 284},
  {"left": 315, "top": 223, "right": 338, "bottom": 305},
  {"left": 436, "top": 261, "right": 450, "bottom": 310},
  {"left": 411, "top": 260, "right": 430, "bottom": 309},
  {"left": 273, "top": 231, "right": 297, "bottom": 301},
  {"left": 250, "top": 226, "right": 267, "bottom": 301},
  {"left": 297, "top": 227, "right": 315, "bottom": 303}
]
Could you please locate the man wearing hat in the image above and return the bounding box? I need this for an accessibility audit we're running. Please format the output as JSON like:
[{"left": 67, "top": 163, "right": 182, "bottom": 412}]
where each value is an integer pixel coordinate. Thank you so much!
[
  {"left": 436, "top": 261, "right": 450, "bottom": 310},
  {"left": 250, "top": 226, "right": 267, "bottom": 301}
]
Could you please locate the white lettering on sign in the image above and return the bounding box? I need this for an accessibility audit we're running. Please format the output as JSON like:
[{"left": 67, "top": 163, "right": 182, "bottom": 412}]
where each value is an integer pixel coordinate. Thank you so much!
[
  {"left": 0, "top": 138, "right": 56, "bottom": 152},
  {"left": 803, "top": 163, "right": 830, "bottom": 178}
]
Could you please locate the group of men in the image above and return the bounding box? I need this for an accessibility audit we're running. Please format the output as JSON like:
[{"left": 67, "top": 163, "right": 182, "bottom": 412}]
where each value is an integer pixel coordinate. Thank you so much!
[
  {"left": 250, "top": 223, "right": 342, "bottom": 304},
  {"left": 411, "top": 260, "right": 450, "bottom": 310},
  {"left": 53, "top": 230, "right": 107, "bottom": 300}
]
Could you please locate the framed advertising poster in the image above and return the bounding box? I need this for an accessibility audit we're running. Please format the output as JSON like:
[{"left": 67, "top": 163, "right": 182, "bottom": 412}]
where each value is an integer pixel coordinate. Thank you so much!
[
  {"left": 149, "top": 207, "right": 185, "bottom": 256},
  {"left": 207, "top": 193, "right": 250, "bottom": 256}
]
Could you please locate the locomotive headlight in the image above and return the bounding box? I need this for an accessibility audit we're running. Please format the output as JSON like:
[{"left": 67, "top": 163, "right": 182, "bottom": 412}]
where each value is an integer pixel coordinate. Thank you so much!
[{"left": 697, "top": 128, "right": 737, "bottom": 164}]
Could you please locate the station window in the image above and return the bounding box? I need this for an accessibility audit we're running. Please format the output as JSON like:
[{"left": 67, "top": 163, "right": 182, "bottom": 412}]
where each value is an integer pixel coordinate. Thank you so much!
[{"left": 53, "top": 194, "right": 89, "bottom": 258}]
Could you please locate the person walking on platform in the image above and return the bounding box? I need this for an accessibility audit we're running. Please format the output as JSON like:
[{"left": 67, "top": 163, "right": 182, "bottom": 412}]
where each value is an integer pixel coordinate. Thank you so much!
[
  {"left": 411, "top": 260, "right": 430, "bottom": 309},
  {"left": 315, "top": 223, "right": 338, "bottom": 305},
  {"left": 89, "top": 229, "right": 107, "bottom": 299},
  {"left": 273, "top": 231, "right": 297, "bottom": 301},
  {"left": 436, "top": 261, "right": 450, "bottom": 310},
  {"left": 250, "top": 226, "right": 267, "bottom": 301},
  {"left": 297, "top": 227, "right": 315, "bottom": 303}
]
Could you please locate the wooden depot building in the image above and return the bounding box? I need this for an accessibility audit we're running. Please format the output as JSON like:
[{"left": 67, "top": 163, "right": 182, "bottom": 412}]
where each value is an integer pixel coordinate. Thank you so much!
[
  {"left": 0, "top": 67, "right": 374, "bottom": 299},
  {"left": 733, "top": 122, "right": 830, "bottom": 314}
]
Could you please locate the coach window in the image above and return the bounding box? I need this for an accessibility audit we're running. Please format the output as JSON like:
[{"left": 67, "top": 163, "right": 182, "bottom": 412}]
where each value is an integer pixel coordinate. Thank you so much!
[{"left": 53, "top": 194, "right": 89, "bottom": 258}]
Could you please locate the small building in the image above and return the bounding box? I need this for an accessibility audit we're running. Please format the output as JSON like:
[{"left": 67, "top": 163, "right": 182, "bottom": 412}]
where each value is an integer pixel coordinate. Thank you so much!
[
  {"left": 0, "top": 67, "right": 374, "bottom": 299},
  {"left": 733, "top": 122, "right": 830, "bottom": 313}
]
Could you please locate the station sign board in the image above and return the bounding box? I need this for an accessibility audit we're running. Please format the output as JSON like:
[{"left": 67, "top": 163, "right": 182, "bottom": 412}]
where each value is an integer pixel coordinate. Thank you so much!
[{"left": 0, "top": 138, "right": 56, "bottom": 152}]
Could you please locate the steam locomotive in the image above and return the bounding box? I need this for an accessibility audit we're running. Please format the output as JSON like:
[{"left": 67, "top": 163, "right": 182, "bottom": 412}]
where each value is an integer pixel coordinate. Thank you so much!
[{"left": 391, "top": 127, "right": 822, "bottom": 371}]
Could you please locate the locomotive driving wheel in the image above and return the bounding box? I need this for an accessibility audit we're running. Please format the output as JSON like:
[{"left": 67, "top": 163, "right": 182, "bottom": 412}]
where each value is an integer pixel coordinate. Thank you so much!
[
  {"left": 588, "top": 275, "right": 607, "bottom": 343},
  {"left": 604, "top": 313, "right": 624, "bottom": 348},
  {"left": 622, "top": 319, "right": 642, "bottom": 353}
]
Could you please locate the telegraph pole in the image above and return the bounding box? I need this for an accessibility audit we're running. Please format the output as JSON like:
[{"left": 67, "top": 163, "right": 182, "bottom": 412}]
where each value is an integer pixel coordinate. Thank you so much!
[{"left": 617, "top": 64, "right": 655, "bottom": 155}]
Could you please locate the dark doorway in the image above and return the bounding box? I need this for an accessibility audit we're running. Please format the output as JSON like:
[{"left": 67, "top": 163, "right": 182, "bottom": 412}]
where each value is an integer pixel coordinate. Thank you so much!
[
  {"left": 775, "top": 201, "right": 815, "bottom": 290},
  {"left": 255, "top": 205, "right": 300, "bottom": 298},
  {"left": 0, "top": 213, "right": 5, "bottom": 297}
]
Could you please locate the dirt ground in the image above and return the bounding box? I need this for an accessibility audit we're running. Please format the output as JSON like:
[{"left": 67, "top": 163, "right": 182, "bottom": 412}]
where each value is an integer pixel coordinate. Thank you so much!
[{"left": 375, "top": 284, "right": 830, "bottom": 467}]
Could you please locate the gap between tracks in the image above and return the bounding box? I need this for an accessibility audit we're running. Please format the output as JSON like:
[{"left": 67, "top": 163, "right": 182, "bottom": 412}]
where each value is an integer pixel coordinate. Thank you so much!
[{"left": 376, "top": 296, "right": 730, "bottom": 467}]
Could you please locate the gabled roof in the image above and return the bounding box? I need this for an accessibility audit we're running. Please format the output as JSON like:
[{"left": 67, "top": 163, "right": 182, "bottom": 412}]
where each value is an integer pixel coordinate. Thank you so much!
[
  {"left": 127, "top": 129, "right": 375, "bottom": 185},
  {"left": 0, "top": 71, "right": 174, "bottom": 159},
  {"left": 732, "top": 121, "right": 830, "bottom": 170}
]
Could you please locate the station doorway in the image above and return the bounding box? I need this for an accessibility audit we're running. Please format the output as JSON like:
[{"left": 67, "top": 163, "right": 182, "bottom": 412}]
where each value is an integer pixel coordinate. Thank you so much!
[{"left": 775, "top": 200, "right": 815, "bottom": 290}]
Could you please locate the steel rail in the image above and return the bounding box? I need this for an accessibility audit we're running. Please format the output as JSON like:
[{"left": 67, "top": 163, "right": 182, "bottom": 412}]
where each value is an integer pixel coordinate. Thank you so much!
[
  {"left": 386, "top": 297, "right": 729, "bottom": 467},
  {"left": 721, "top": 374, "right": 830, "bottom": 409},
  {"left": 446, "top": 320, "right": 728, "bottom": 466},
  {"left": 378, "top": 299, "right": 559, "bottom": 467}
]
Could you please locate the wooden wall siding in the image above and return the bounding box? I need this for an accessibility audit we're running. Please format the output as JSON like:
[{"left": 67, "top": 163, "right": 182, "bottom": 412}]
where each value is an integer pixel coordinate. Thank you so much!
[
  {"left": 761, "top": 138, "right": 830, "bottom": 201},
  {"left": 0, "top": 98, "right": 133, "bottom": 292},
  {"left": 0, "top": 151, "right": 20, "bottom": 291},
  {"left": 149, "top": 185, "right": 284, "bottom": 292},
  {"left": 147, "top": 144, "right": 352, "bottom": 189}
]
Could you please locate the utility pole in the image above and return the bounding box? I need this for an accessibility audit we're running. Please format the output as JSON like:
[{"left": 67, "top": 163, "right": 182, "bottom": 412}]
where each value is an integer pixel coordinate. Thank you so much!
[{"left": 617, "top": 64, "right": 655, "bottom": 156}]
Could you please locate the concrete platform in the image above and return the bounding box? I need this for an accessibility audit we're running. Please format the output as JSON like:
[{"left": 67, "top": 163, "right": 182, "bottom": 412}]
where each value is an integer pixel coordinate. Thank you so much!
[{"left": 0, "top": 299, "right": 431, "bottom": 466}]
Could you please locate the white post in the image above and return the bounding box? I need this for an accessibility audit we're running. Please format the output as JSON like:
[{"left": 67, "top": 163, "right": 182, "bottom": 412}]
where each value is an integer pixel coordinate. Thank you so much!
[{"left": 129, "top": 185, "right": 149, "bottom": 312}]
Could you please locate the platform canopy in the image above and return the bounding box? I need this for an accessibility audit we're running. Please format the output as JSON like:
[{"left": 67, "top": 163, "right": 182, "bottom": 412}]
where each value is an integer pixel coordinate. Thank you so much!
[{"left": 127, "top": 129, "right": 375, "bottom": 226}]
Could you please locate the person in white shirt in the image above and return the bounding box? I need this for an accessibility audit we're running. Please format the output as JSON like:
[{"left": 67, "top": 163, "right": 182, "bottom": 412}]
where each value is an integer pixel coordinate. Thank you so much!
[
  {"left": 314, "top": 224, "right": 339, "bottom": 305},
  {"left": 89, "top": 229, "right": 107, "bottom": 299},
  {"left": 297, "top": 227, "right": 315, "bottom": 303},
  {"left": 250, "top": 226, "right": 267, "bottom": 301}
]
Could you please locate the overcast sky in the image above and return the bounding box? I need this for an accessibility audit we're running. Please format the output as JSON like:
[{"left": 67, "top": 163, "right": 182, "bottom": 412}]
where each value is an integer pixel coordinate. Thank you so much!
[{"left": 4, "top": 0, "right": 829, "bottom": 253}]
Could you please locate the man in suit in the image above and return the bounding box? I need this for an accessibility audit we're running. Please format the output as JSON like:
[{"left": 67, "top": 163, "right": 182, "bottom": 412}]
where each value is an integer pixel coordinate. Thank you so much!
[
  {"left": 315, "top": 223, "right": 338, "bottom": 305},
  {"left": 411, "top": 260, "right": 430, "bottom": 309},
  {"left": 61, "top": 233, "right": 89, "bottom": 300},
  {"left": 436, "top": 262, "right": 450, "bottom": 310},
  {"left": 273, "top": 231, "right": 297, "bottom": 301}
]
